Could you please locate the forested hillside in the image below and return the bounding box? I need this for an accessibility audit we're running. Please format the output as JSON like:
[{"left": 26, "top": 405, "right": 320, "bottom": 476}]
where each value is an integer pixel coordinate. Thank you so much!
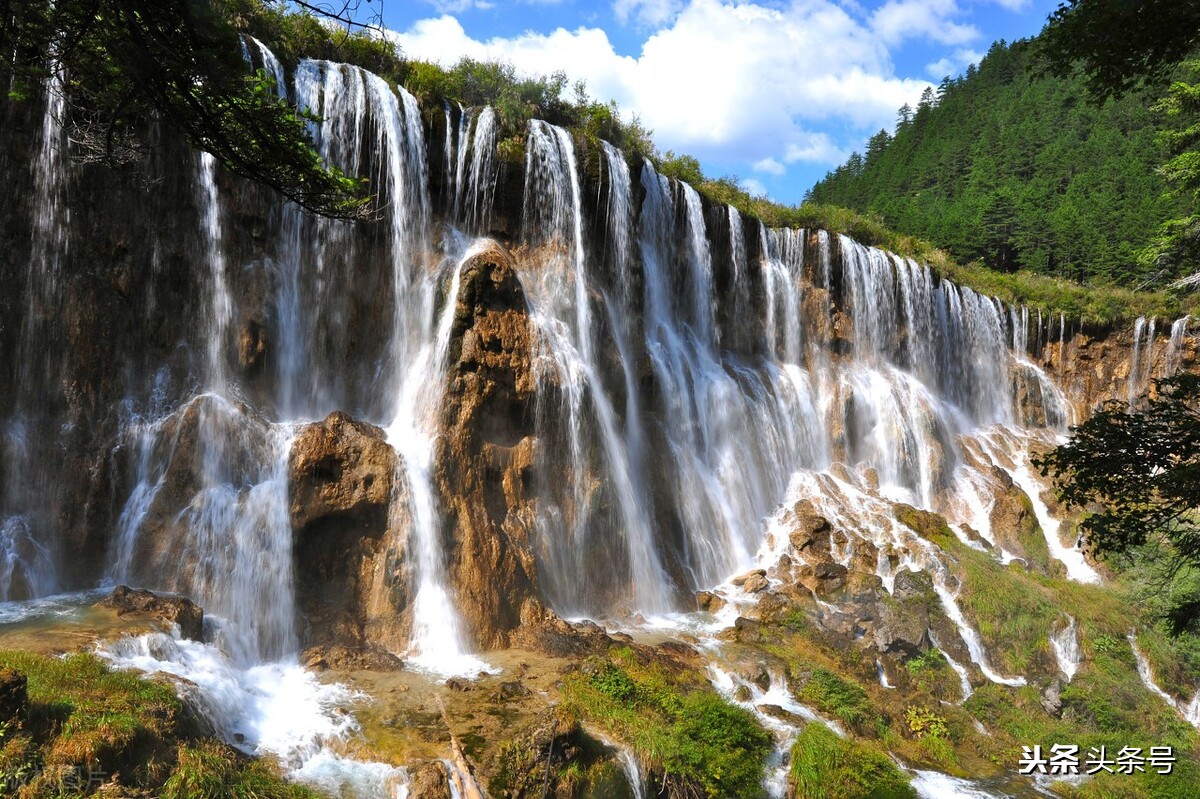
[{"left": 806, "top": 38, "right": 1185, "bottom": 287}]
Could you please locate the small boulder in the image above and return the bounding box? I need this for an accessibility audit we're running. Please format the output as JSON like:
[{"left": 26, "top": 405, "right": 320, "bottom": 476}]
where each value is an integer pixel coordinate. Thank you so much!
[
  {"left": 811, "top": 562, "right": 849, "bottom": 595},
  {"left": 409, "top": 760, "right": 452, "bottom": 799},
  {"left": 731, "top": 569, "right": 766, "bottom": 587},
  {"left": 742, "top": 573, "right": 770, "bottom": 593},
  {"left": 97, "top": 585, "right": 204, "bottom": 641},
  {"left": 696, "top": 591, "right": 727, "bottom": 612},
  {"left": 785, "top": 500, "right": 832, "bottom": 554}
]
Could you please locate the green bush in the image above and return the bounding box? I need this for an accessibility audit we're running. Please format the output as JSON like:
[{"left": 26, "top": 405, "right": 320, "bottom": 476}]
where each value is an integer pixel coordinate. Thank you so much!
[
  {"left": 563, "top": 651, "right": 772, "bottom": 798},
  {"left": 789, "top": 723, "right": 916, "bottom": 799}
]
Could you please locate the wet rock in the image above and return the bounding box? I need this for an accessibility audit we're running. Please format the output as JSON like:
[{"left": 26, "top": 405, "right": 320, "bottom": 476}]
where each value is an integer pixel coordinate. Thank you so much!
[
  {"left": 696, "top": 590, "right": 726, "bottom": 612},
  {"left": 0, "top": 668, "right": 28, "bottom": 721},
  {"left": 289, "top": 411, "right": 412, "bottom": 662},
  {"left": 510, "top": 615, "right": 618, "bottom": 657},
  {"left": 783, "top": 500, "right": 832, "bottom": 556},
  {"left": 301, "top": 644, "right": 403, "bottom": 673},
  {"left": 436, "top": 243, "right": 547, "bottom": 648},
  {"left": 873, "top": 601, "right": 930, "bottom": 658},
  {"left": 409, "top": 760, "right": 452, "bottom": 799},
  {"left": 988, "top": 468, "right": 1052, "bottom": 573},
  {"left": 1041, "top": 679, "right": 1064, "bottom": 716},
  {"left": 497, "top": 680, "right": 531, "bottom": 701},
  {"left": 760, "top": 704, "right": 806, "bottom": 726},
  {"left": 96, "top": 585, "right": 204, "bottom": 641},
  {"left": 734, "top": 684, "right": 752, "bottom": 702},
  {"left": 116, "top": 395, "right": 273, "bottom": 588},
  {"left": 289, "top": 411, "right": 397, "bottom": 534},
  {"left": 733, "top": 569, "right": 769, "bottom": 593},
  {"left": 805, "top": 561, "right": 848, "bottom": 596},
  {"left": 731, "top": 616, "right": 762, "bottom": 641},
  {"left": 892, "top": 569, "right": 934, "bottom": 603},
  {"left": 237, "top": 318, "right": 267, "bottom": 375}
]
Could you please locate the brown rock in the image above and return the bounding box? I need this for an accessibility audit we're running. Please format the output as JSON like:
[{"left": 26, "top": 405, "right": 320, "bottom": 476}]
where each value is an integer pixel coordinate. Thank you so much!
[
  {"left": 810, "top": 561, "right": 849, "bottom": 595},
  {"left": 289, "top": 411, "right": 397, "bottom": 534},
  {"left": 237, "top": 318, "right": 267, "bottom": 375},
  {"left": 409, "top": 760, "right": 452, "bottom": 799},
  {"left": 96, "top": 585, "right": 204, "bottom": 640},
  {"left": 742, "top": 573, "right": 769, "bottom": 593},
  {"left": 696, "top": 590, "right": 727, "bottom": 612},
  {"left": 987, "top": 468, "right": 1052, "bottom": 573},
  {"left": 435, "top": 243, "right": 546, "bottom": 649},
  {"left": 783, "top": 500, "right": 832, "bottom": 555},
  {"left": 301, "top": 644, "right": 403, "bottom": 673}
]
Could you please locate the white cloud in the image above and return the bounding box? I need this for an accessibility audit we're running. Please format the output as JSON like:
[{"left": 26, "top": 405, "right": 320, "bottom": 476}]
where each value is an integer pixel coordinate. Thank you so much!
[
  {"left": 423, "top": 0, "right": 494, "bottom": 12},
  {"left": 925, "top": 47, "right": 983, "bottom": 79},
  {"left": 783, "top": 132, "right": 849, "bottom": 165},
  {"left": 394, "top": 1, "right": 931, "bottom": 173},
  {"left": 870, "top": 0, "right": 978, "bottom": 45},
  {"left": 982, "top": 0, "right": 1031, "bottom": 10},
  {"left": 753, "top": 157, "right": 786, "bottom": 176},
  {"left": 741, "top": 177, "right": 769, "bottom": 198},
  {"left": 614, "top": 0, "right": 685, "bottom": 26}
]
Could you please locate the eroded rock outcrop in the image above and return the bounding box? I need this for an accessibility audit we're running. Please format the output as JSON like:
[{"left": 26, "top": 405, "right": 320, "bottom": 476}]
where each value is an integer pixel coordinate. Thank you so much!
[
  {"left": 435, "top": 242, "right": 546, "bottom": 649},
  {"left": 96, "top": 585, "right": 205, "bottom": 641},
  {"left": 288, "top": 411, "right": 409, "bottom": 665}
]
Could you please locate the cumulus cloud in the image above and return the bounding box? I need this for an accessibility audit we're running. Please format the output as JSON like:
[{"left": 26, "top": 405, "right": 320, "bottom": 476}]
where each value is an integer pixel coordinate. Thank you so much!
[
  {"left": 393, "top": 0, "right": 931, "bottom": 174},
  {"left": 870, "top": 0, "right": 978, "bottom": 45},
  {"left": 753, "top": 157, "right": 786, "bottom": 176},
  {"left": 614, "top": 0, "right": 685, "bottom": 26},
  {"left": 925, "top": 47, "right": 983, "bottom": 79},
  {"left": 423, "top": 0, "right": 494, "bottom": 13},
  {"left": 741, "top": 177, "right": 770, "bottom": 198}
]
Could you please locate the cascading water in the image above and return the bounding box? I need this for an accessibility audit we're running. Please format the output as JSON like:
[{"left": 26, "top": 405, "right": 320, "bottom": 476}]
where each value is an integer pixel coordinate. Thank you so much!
[
  {"left": 1051, "top": 615, "right": 1081, "bottom": 681},
  {"left": 1128, "top": 316, "right": 1157, "bottom": 406},
  {"left": 0, "top": 64, "right": 69, "bottom": 601},
  {"left": 521, "top": 121, "right": 671, "bottom": 614},
  {"left": 1166, "top": 315, "right": 1191, "bottom": 376}
]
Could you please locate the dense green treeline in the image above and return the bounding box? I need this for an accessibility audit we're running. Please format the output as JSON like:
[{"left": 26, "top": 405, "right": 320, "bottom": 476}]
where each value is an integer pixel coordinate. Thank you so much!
[{"left": 807, "top": 38, "right": 1186, "bottom": 287}]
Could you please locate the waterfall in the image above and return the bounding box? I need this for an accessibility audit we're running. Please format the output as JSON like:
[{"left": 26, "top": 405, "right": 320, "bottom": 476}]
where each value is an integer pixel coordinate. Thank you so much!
[
  {"left": 521, "top": 122, "right": 670, "bottom": 614},
  {"left": 386, "top": 244, "right": 478, "bottom": 674},
  {"left": 0, "top": 64, "right": 70, "bottom": 600},
  {"left": 1166, "top": 315, "right": 1190, "bottom": 376},
  {"left": 618, "top": 748, "right": 646, "bottom": 799},
  {"left": 465, "top": 107, "right": 498, "bottom": 232},
  {"left": 1128, "top": 316, "right": 1157, "bottom": 406},
  {"left": 1129, "top": 632, "right": 1179, "bottom": 710},
  {"left": 1050, "top": 615, "right": 1081, "bottom": 681}
]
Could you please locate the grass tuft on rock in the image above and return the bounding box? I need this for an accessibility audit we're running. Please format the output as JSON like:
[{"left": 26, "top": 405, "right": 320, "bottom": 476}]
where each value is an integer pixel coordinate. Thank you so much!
[
  {"left": 788, "top": 722, "right": 916, "bottom": 799},
  {"left": 0, "top": 650, "right": 317, "bottom": 799},
  {"left": 561, "top": 648, "right": 772, "bottom": 798}
]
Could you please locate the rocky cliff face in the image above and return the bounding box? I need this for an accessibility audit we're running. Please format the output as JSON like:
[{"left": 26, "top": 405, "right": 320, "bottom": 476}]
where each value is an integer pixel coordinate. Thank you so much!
[{"left": 434, "top": 244, "right": 546, "bottom": 648}]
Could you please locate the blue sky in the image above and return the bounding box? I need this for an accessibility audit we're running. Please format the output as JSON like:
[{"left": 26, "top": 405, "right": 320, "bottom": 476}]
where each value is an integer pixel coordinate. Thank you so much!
[{"left": 384, "top": 0, "right": 1060, "bottom": 204}]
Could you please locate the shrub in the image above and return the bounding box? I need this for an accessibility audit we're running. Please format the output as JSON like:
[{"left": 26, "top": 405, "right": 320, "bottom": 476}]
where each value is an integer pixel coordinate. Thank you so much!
[{"left": 789, "top": 723, "right": 917, "bottom": 799}]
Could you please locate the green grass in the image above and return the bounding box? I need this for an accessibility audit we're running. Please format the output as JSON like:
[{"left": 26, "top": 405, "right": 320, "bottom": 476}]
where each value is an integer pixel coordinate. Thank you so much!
[
  {"left": 0, "top": 650, "right": 317, "bottom": 799},
  {"left": 561, "top": 648, "right": 772, "bottom": 799},
  {"left": 789, "top": 722, "right": 916, "bottom": 799},
  {"left": 794, "top": 668, "right": 881, "bottom": 737}
]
